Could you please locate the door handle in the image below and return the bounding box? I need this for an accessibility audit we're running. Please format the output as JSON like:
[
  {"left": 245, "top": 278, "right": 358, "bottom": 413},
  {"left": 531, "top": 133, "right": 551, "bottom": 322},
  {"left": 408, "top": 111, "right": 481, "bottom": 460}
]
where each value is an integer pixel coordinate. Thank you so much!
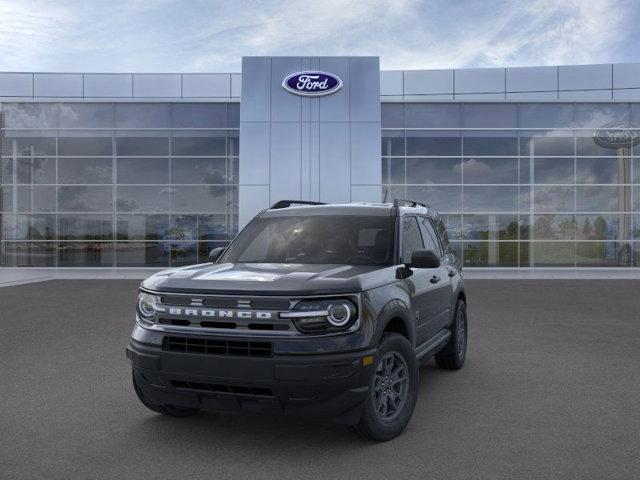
[{"left": 430, "top": 275, "right": 441, "bottom": 284}]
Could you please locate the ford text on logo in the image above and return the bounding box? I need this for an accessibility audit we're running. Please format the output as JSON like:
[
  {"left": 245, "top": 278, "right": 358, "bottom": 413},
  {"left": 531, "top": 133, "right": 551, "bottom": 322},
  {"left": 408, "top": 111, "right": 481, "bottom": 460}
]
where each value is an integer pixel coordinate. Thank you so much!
[
  {"left": 282, "top": 71, "right": 343, "bottom": 97},
  {"left": 593, "top": 121, "right": 640, "bottom": 149}
]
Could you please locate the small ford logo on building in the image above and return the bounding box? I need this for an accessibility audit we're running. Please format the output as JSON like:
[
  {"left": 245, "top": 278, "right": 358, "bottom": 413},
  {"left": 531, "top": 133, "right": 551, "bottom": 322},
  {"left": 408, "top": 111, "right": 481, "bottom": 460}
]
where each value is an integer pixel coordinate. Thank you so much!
[
  {"left": 593, "top": 121, "right": 640, "bottom": 149},
  {"left": 282, "top": 71, "right": 343, "bottom": 97}
]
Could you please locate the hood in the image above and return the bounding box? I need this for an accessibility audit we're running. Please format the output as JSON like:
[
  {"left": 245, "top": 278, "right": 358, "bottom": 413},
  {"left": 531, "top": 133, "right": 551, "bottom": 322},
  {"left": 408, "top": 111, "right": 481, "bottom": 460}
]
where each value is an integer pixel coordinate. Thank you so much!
[{"left": 141, "top": 262, "right": 396, "bottom": 296}]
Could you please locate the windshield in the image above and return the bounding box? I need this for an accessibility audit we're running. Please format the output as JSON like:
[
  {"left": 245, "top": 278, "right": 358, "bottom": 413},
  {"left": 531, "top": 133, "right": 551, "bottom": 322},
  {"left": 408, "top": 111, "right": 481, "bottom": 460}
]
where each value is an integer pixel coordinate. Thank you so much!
[{"left": 220, "top": 215, "right": 395, "bottom": 266}]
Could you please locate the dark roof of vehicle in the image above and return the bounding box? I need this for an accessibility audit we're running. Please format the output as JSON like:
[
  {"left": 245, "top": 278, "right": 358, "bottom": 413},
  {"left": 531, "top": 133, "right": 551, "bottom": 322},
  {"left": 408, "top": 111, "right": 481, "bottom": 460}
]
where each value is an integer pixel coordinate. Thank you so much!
[{"left": 261, "top": 202, "right": 439, "bottom": 218}]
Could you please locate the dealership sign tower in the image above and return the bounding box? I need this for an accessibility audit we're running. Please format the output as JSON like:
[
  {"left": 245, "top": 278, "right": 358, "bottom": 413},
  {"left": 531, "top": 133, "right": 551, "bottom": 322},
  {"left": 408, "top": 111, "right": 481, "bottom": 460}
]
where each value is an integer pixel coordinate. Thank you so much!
[{"left": 238, "top": 56, "right": 381, "bottom": 227}]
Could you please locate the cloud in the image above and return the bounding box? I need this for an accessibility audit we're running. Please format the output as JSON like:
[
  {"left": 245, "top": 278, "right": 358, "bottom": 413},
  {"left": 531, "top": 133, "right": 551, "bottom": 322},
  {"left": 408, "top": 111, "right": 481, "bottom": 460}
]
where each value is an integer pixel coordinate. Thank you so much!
[{"left": 0, "top": 0, "right": 636, "bottom": 72}]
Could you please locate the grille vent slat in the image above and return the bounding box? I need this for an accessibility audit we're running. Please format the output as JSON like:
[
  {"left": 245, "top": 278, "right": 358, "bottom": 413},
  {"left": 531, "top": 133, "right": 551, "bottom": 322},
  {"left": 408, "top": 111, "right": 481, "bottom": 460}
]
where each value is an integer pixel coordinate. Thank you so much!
[
  {"left": 171, "top": 380, "right": 274, "bottom": 397},
  {"left": 164, "top": 336, "right": 272, "bottom": 357}
]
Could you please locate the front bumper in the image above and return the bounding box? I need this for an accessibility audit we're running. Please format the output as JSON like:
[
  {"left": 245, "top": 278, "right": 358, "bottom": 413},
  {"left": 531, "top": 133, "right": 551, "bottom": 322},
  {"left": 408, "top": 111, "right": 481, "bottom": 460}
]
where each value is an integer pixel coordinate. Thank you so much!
[{"left": 126, "top": 337, "right": 376, "bottom": 423}]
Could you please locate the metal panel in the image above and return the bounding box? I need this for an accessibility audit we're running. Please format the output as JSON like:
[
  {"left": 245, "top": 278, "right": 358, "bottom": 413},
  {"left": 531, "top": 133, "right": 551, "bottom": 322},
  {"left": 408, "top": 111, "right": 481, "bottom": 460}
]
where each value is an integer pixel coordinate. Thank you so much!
[
  {"left": 34, "top": 73, "right": 83, "bottom": 97},
  {"left": 239, "top": 185, "right": 270, "bottom": 228},
  {"left": 349, "top": 57, "right": 380, "bottom": 122},
  {"left": 455, "top": 68, "right": 504, "bottom": 94},
  {"left": 613, "top": 63, "right": 640, "bottom": 89},
  {"left": 239, "top": 122, "right": 270, "bottom": 185},
  {"left": 403, "top": 94, "right": 454, "bottom": 101},
  {"left": 319, "top": 122, "right": 350, "bottom": 203},
  {"left": 351, "top": 185, "right": 381, "bottom": 202},
  {"left": 270, "top": 122, "right": 302, "bottom": 200},
  {"left": 558, "top": 90, "right": 612, "bottom": 100},
  {"left": 240, "top": 57, "right": 271, "bottom": 122},
  {"left": 270, "top": 57, "right": 302, "bottom": 122},
  {"left": 231, "top": 74, "right": 242, "bottom": 98},
  {"left": 404, "top": 69, "right": 453, "bottom": 95},
  {"left": 351, "top": 122, "right": 381, "bottom": 185},
  {"left": 380, "top": 70, "right": 403, "bottom": 96},
  {"left": 506, "top": 66, "right": 556, "bottom": 92},
  {"left": 0, "top": 73, "right": 33, "bottom": 97},
  {"left": 559, "top": 64, "right": 611, "bottom": 91},
  {"left": 319, "top": 57, "right": 350, "bottom": 122},
  {"left": 84, "top": 74, "right": 132, "bottom": 98},
  {"left": 613, "top": 89, "right": 640, "bottom": 101},
  {"left": 506, "top": 91, "right": 558, "bottom": 100},
  {"left": 182, "top": 74, "right": 230, "bottom": 98},
  {"left": 454, "top": 93, "right": 505, "bottom": 100},
  {"left": 133, "top": 74, "right": 181, "bottom": 97}
]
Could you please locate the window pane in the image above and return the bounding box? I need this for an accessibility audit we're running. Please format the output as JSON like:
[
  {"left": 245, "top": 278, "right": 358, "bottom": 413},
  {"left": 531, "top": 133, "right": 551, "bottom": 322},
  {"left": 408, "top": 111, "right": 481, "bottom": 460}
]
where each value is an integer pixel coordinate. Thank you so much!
[
  {"left": 2, "top": 242, "right": 56, "bottom": 267},
  {"left": 534, "top": 186, "right": 575, "bottom": 212},
  {"left": 197, "top": 214, "right": 229, "bottom": 241},
  {"left": 462, "top": 241, "right": 518, "bottom": 267},
  {"left": 3, "top": 104, "right": 58, "bottom": 128},
  {"left": 116, "top": 214, "right": 170, "bottom": 240},
  {"left": 228, "top": 104, "right": 240, "bottom": 127},
  {"left": 463, "top": 135, "right": 518, "bottom": 156},
  {"left": 533, "top": 158, "right": 574, "bottom": 184},
  {"left": 171, "top": 134, "right": 226, "bottom": 156},
  {"left": 59, "top": 103, "right": 113, "bottom": 128},
  {"left": 116, "top": 136, "right": 168, "bottom": 156},
  {"left": 406, "top": 158, "right": 461, "bottom": 184},
  {"left": 518, "top": 104, "right": 574, "bottom": 129},
  {"left": 9, "top": 136, "right": 56, "bottom": 156},
  {"left": 575, "top": 214, "right": 629, "bottom": 241},
  {"left": 115, "top": 242, "right": 169, "bottom": 267},
  {"left": 533, "top": 215, "right": 576, "bottom": 240},
  {"left": 59, "top": 242, "right": 114, "bottom": 267},
  {"left": 227, "top": 130, "right": 239, "bottom": 157},
  {"left": 1, "top": 158, "right": 12, "bottom": 183},
  {"left": 58, "top": 158, "right": 112, "bottom": 184},
  {"left": 406, "top": 186, "right": 462, "bottom": 212},
  {"left": 532, "top": 242, "right": 575, "bottom": 266},
  {"left": 382, "top": 158, "right": 405, "bottom": 184},
  {"left": 382, "top": 104, "right": 404, "bottom": 128},
  {"left": 116, "top": 186, "right": 170, "bottom": 212},
  {"left": 116, "top": 158, "right": 169, "bottom": 184},
  {"left": 576, "top": 157, "right": 628, "bottom": 184},
  {"left": 576, "top": 134, "right": 624, "bottom": 156},
  {"left": 171, "top": 186, "right": 228, "bottom": 212},
  {"left": 406, "top": 131, "right": 461, "bottom": 156},
  {"left": 199, "top": 241, "right": 229, "bottom": 263},
  {"left": 17, "top": 185, "right": 56, "bottom": 212},
  {"left": 463, "top": 186, "right": 518, "bottom": 212},
  {"left": 520, "top": 133, "right": 574, "bottom": 157},
  {"left": 58, "top": 186, "right": 113, "bottom": 212},
  {"left": 114, "top": 104, "right": 170, "bottom": 128},
  {"left": 170, "top": 241, "right": 198, "bottom": 266},
  {"left": 381, "top": 130, "right": 404, "bottom": 156},
  {"left": 58, "top": 214, "right": 113, "bottom": 240},
  {"left": 401, "top": 217, "right": 424, "bottom": 264},
  {"left": 171, "top": 103, "right": 227, "bottom": 128},
  {"left": 171, "top": 158, "right": 227, "bottom": 184},
  {"left": 14, "top": 214, "right": 55, "bottom": 240},
  {"left": 462, "top": 157, "right": 517, "bottom": 184},
  {"left": 576, "top": 186, "right": 628, "bottom": 212},
  {"left": 463, "top": 104, "right": 516, "bottom": 128},
  {"left": 1, "top": 186, "right": 12, "bottom": 211},
  {"left": 461, "top": 215, "right": 519, "bottom": 240},
  {"left": 406, "top": 104, "right": 460, "bottom": 128},
  {"left": 58, "top": 137, "right": 113, "bottom": 156},
  {"left": 576, "top": 242, "right": 631, "bottom": 267},
  {"left": 574, "top": 103, "right": 630, "bottom": 128},
  {"left": 16, "top": 157, "right": 56, "bottom": 184}
]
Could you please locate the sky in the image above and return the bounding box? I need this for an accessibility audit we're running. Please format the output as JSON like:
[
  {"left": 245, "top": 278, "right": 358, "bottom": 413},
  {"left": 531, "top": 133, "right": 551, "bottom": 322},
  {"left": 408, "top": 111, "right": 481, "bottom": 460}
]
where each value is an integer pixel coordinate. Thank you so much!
[{"left": 0, "top": 0, "right": 638, "bottom": 73}]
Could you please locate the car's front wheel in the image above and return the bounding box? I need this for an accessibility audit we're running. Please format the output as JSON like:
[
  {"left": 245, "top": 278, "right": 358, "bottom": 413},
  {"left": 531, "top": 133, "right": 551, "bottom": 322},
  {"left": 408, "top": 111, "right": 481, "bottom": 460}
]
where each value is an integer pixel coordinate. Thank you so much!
[
  {"left": 132, "top": 372, "right": 200, "bottom": 417},
  {"left": 352, "top": 333, "right": 419, "bottom": 441}
]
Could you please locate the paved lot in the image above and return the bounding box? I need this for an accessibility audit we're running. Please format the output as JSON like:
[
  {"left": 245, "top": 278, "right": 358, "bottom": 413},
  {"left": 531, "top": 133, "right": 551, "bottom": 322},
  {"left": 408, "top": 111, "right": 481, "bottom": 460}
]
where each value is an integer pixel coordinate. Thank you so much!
[{"left": 1, "top": 280, "right": 639, "bottom": 480}]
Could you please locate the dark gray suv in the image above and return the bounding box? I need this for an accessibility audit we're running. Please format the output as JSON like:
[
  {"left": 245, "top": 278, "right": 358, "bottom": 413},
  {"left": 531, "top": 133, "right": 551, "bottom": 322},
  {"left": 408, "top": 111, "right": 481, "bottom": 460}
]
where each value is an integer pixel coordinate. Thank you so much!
[{"left": 127, "top": 199, "right": 467, "bottom": 441}]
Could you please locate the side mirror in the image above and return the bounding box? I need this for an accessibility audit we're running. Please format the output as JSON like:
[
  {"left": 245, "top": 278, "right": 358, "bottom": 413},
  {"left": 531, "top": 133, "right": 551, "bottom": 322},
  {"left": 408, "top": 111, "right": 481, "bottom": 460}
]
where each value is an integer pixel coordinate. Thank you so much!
[
  {"left": 208, "top": 247, "right": 226, "bottom": 263},
  {"left": 410, "top": 249, "right": 440, "bottom": 269}
]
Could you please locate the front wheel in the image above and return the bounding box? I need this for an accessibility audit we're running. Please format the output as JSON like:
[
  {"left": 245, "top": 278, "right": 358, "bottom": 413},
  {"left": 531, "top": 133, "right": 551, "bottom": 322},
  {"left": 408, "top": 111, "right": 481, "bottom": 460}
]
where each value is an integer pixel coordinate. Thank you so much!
[{"left": 352, "top": 333, "right": 419, "bottom": 441}]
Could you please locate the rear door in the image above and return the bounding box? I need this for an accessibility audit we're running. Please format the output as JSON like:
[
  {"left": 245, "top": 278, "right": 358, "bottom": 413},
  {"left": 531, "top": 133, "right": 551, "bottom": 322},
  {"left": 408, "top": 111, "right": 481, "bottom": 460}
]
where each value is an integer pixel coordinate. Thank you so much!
[
  {"left": 400, "top": 216, "right": 439, "bottom": 346},
  {"left": 418, "top": 216, "right": 453, "bottom": 334}
]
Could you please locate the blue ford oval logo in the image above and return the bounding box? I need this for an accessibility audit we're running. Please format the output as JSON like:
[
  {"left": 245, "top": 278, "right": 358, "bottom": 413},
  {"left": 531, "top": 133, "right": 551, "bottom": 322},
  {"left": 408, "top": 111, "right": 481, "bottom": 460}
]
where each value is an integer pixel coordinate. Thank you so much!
[{"left": 282, "top": 71, "right": 343, "bottom": 97}]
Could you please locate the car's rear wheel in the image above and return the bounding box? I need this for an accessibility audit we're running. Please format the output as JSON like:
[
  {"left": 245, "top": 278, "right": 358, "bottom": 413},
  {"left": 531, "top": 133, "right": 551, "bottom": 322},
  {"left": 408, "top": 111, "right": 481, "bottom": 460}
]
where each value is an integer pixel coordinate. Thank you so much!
[
  {"left": 132, "top": 372, "right": 200, "bottom": 417},
  {"left": 435, "top": 299, "right": 467, "bottom": 370},
  {"left": 352, "top": 333, "right": 419, "bottom": 441}
]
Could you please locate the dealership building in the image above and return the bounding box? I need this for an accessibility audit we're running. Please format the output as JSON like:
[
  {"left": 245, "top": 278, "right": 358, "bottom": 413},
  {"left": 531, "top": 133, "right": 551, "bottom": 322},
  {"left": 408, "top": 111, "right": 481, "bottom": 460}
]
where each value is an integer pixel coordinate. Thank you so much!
[{"left": 1, "top": 56, "right": 640, "bottom": 270}]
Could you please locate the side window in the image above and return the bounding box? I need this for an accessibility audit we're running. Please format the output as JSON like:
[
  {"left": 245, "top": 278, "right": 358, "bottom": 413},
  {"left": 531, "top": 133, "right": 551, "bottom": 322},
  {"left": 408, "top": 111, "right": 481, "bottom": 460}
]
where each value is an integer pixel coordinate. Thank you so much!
[
  {"left": 401, "top": 217, "right": 424, "bottom": 264},
  {"left": 435, "top": 218, "right": 450, "bottom": 252},
  {"left": 419, "top": 217, "right": 442, "bottom": 256}
]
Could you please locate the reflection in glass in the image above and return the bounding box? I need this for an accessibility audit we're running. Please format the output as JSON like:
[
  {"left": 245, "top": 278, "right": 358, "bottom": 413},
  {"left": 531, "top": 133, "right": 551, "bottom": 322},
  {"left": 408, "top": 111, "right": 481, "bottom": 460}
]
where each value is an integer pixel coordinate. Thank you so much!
[
  {"left": 116, "top": 136, "right": 169, "bottom": 156},
  {"left": 518, "top": 104, "right": 573, "bottom": 129},
  {"left": 532, "top": 242, "right": 575, "bottom": 266},
  {"left": 576, "top": 186, "right": 626, "bottom": 212},
  {"left": 406, "top": 158, "right": 461, "bottom": 184},
  {"left": 114, "top": 104, "right": 170, "bottom": 128},
  {"left": 115, "top": 242, "right": 169, "bottom": 267},
  {"left": 171, "top": 158, "right": 227, "bottom": 184},
  {"left": 59, "top": 103, "right": 113, "bottom": 128},
  {"left": 58, "top": 214, "right": 113, "bottom": 240},
  {"left": 170, "top": 104, "right": 227, "bottom": 128},
  {"left": 461, "top": 215, "right": 518, "bottom": 240},
  {"left": 58, "top": 186, "right": 113, "bottom": 212},
  {"left": 58, "top": 158, "right": 112, "bottom": 184},
  {"left": 3, "top": 104, "right": 58, "bottom": 128},
  {"left": 17, "top": 186, "right": 56, "bottom": 212},
  {"left": 576, "top": 242, "right": 631, "bottom": 267},
  {"left": 116, "top": 186, "right": 171, "bottom": 213},
  {"left": 382, "top": 103, "right": 404, "bottom": 128},
  {"left": 519, "top": 134, "right": 573, "bottom": 157},
  {"left": 381, "top": 130, "right": 404, "bottom": 156},
  {"left": 15, "top": 214, "right": 55, "bottom": 240},
  {"left": 171, "top": 135, "right": 226, "bottom": 156},
  {"left": 462, "top": 157, "right": 517, "bottom": 184},
  {"left": 463, "top": 135, "right": 518, "bottom": 156},
  {"left": 406, "top": 104, "right": 460, "bottom": 128},
  {"left": 10, "top": 137, "right": 56, "bottom": 156},
  {"left": 533, "top": 158, "right": 574, "bottom": 184},
  {"left": 58, "top": 137, "right": 112, "bottom": 156},
  {"left": 406, "top": 185, "right": 462, "bottom": 212},
  {"left": 16, "top": 157, "right": 56, "bottom": 184},
  {"left": 116, "top": 158, "right": 170, "bottom": 184},
  {"left": 406, "top": 131, "right": 461, "bottom": 156},
  {"left": 171, "top": 186, "right": 228, "bottom": 212},
  {"left": 576, "top": 157, "right": 628, "bottom": 184},
  {"left": 116, "top": 214, "right": 170, "bottom": 240},
  {"left": 534, "top": 186, "right": 574, "bottom": 212},
  {"left": 533, "top": 215, "right": 576, "bottom": 240},
  {"left": 575, "top": 214, "right": 629, "bottom": 241},
  {"left": 463, "top": 186, "right": 518, "bottom": 212},
  {"left": 59, "top": 243, "right": 114, "bottom": 267},
  {"left": 2, "top": 242, "right": 56, "bottom": 267},
  {"left": 462, "top": 242, "right": 518, "bottom": 267}
]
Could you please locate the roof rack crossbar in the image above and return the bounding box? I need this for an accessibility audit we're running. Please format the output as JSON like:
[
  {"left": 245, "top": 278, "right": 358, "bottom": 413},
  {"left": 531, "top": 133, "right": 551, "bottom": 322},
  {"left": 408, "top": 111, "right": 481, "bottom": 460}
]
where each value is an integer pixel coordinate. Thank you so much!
[
  {"left": 392, "top": 198, "right": 431, "bottom": 209},
  {"left": 270, "top": 200, "right": 327, "bottom": 209}
]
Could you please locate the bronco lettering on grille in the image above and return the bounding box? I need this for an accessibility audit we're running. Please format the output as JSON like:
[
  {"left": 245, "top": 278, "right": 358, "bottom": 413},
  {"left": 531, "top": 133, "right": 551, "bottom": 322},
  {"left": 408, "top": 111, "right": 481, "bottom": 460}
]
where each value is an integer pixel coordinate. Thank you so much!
[{"left": 166, "top": 308, "right": 273, "bottom": 320}]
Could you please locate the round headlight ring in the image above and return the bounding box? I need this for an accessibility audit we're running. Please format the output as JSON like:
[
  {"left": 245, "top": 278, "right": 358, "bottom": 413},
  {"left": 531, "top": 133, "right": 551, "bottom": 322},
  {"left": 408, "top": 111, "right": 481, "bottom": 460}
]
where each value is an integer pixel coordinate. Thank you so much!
[
  {"left": 327, "top": 303, "right": 352, "bottom": 327},
  {"left": 137, "top": 292, "right": 158, "bottom": 319}
]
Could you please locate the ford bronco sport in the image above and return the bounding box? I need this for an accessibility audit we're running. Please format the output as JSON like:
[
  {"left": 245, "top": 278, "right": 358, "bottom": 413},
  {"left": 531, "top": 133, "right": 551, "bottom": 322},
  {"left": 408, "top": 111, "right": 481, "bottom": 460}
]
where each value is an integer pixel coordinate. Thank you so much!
[{"left": 127, "top": 199, "right": 467, "bottom": 441}]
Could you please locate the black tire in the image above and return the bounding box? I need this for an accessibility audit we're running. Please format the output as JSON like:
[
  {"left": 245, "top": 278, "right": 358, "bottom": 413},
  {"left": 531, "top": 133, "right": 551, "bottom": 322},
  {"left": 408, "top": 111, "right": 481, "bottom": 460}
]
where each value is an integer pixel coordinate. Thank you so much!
[
  {"left": 435, "top": 299, "right": 467, "bottom": 370},
  {"left": 352, "top": 333, "right": 419, "bottom": 442},
  {"left": 132, "top": 372, "right": 200, "bottom": 417}
]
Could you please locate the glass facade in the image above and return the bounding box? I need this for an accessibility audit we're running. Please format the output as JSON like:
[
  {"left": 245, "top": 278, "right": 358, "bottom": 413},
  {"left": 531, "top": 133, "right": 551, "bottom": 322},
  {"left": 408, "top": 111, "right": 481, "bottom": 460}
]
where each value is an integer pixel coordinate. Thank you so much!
[
  {"left": 0, "top": 102, "right": 239, "bottom": 267},
  {"left": 382, "top": 103, "right": 640, "bottom": 268}
]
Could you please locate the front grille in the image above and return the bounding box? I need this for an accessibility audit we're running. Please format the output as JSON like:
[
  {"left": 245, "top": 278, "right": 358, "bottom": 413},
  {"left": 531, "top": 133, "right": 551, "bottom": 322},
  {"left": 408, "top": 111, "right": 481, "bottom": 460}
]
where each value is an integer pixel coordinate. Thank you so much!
[
  {"left": 157, "top": 318, "right": 290, "bottom": 331},
  {"left": 171, "top": 380, "right": 274, "bottom": 397},
  {"left": 163, "top": 336, "right": 272, "bottom": 357}
]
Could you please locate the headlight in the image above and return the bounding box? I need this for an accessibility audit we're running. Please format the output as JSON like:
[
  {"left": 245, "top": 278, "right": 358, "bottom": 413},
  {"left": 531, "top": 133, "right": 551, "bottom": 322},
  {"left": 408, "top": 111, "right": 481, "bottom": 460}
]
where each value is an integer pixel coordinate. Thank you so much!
[
  {"left": 137, "top": 292, "right": 161, "bottom": 325},
  {"left": 281, "top": 298, "right": 358, "bottom": 333}
]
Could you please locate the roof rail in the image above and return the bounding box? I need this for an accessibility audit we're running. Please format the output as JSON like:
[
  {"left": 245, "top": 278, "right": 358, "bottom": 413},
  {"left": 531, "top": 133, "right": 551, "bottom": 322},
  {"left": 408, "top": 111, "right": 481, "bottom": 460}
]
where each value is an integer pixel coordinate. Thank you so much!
[
  {"left": 392, "top": 198, "right": 430, "bottom": 209},
  {"left": 270, "top": 200, "right": 327, "bottom": 209}
]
